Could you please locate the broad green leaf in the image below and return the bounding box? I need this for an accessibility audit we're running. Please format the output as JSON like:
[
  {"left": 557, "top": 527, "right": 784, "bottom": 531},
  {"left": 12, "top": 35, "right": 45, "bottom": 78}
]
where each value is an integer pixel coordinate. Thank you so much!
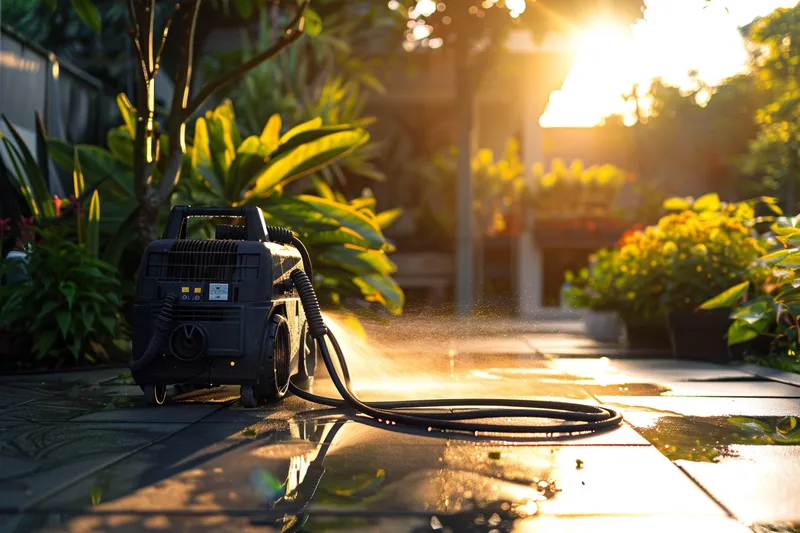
[
  {"left": 303, "top": 8, "right": 323, "bottom": 37},
  {"left": 727, "top": 321, "right": 760, "bottom": 345},
  {"left": 776, "top": 252, "right": 800, "bottom": 268},
  {"left": 56, "top": 310, "right": 72, "bottom": 338},
  {"left": 761, "top": 249, "right": 793, "bottom": 265},
  {"left": 311, "top": 175, "right": 336, "bottom": 200},
  {"left": 294, "top": 195, "right": 386, "bottom": 249},
  {"left": 59, "top": 281, "right": 78, "bottom": 309},
  {"left": 106, "top": 128, "right": 134, "bottom": 167},
  {"left": 37, "top": 300, "right": 60, "bottom": 320},
  {"left": 116, "top": 93, "right": 137, "bottom": 137},
  {"left": 777, "top": 416, "right": 797, "bottom": 435},
  {"left": 351, "top": 196, "right": 376, "bottom": 213},
  {"left": 663, "top": 197, "right": 691, "bottom": 211},
  {"left": 248, "top": 130, "right": 369, "bottom": 198},
  {"left": 228, "top": 137, "right": 273, "bottom": 199},
  {"left": 699, "top": 281, "right": 749, "bottom": 310},
  {"left": 279, "top": 117, "right": 323, "bottom": 144},
  {"left": 728, "top": 416, "right": 772, "bottom": 434},
  {"left": 777, "top": 233, "right": 800, "bottom": 248},
  {"left": 36, "top": 330, "right": 57, "bottom": 359},
  {"left": 48, "top": 138, "right": 134, "bottom": 196},
  {"left": 375, "top": 208, "right": 402, "bottom": 229},
  {"left": 319, "top": 246, "right": 396, "bottom": 276},
  {"left": 71, "top": 0, "right": 102, "bottom": 34},
  {"left": 35, "top": 112, "right": 50, "bottom": 188},
  {"left": 271, "top": 124, "right": 359, "bottom": 160},
  {"left": 773, "top": 225, "right": 800, "bottom": 237},
  {"left": 730, "top": 298, "right": 770, "bottom": 323},
  {"left": 354, "top": 274, "right": 404, "bottom": 315},
  {"left": 693, "top": 193, "right": 721, "bottom": 212},
  {"left": 260, "top": 114, "right": 282, "bottom": 154}
]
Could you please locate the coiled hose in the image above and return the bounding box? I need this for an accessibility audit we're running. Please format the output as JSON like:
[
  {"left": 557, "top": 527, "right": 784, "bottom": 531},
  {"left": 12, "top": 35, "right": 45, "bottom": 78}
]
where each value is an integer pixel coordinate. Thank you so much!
[
  {"left": 287, "top": 268, "right": 623, "bottom": 436},
  {"left": 130, "top": 293, "right": 178, "bottom": 372}
]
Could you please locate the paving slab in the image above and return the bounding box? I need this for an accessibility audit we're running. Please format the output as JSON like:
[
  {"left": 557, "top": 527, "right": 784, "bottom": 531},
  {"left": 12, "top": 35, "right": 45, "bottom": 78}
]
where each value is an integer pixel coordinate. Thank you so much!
[
  {"left": 678, "top": 446, "right": 800, "bottom": 524},
  {"left": 596, "top": 397, "right": 800, "bottom": 418},
  {"left": 0, "top": 422, "right": 186, "bottom": 512}
]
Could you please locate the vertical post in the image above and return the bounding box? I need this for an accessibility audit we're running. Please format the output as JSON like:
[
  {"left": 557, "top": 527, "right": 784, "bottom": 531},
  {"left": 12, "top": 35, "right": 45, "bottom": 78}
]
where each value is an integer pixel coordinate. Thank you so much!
[
  {"left": 455, "top": 57, "right": 476, "bottom": 317},
  {"left": 518, "top": 65, "right": 545, "bottom": 316}
]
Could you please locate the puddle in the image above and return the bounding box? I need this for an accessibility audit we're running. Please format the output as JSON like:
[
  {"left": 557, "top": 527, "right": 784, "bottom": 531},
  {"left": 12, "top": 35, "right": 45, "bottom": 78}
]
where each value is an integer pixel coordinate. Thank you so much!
[
  {"left": 633, "top": 416, "right": 800, "bottom": 463},
  {"left": 581, "top": 383, "right": 673, "bottom": 396}
]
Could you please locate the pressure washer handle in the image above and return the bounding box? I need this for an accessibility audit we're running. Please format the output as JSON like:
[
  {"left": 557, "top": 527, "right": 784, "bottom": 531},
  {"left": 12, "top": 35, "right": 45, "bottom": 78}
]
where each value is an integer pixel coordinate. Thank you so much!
[{"left": 161, "top": 205, "right": 269, "bottom": 241}]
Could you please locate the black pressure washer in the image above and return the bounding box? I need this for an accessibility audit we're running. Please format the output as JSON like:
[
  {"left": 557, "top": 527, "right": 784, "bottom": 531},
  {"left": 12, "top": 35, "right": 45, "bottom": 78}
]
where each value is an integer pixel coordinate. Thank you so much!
[{"left": 131, "top": 205, "right": 622, "bottom": 436}]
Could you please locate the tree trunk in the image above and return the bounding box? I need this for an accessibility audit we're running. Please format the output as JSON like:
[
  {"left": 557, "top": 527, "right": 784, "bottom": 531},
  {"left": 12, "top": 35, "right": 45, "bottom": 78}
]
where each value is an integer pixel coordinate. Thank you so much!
[{"left": 454, "top": 57, "right": 476, "bottom": 317}]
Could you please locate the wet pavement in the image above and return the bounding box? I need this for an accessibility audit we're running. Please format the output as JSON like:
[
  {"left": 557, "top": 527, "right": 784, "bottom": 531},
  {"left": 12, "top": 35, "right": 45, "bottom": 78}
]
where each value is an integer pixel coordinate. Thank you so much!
[{"left": 1, "top": 317, "right": 799, "bottom": 532}]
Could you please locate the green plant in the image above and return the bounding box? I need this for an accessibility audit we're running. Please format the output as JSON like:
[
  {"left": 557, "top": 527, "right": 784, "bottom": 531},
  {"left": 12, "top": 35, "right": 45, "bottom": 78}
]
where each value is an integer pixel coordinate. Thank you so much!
[
  {"left": 702, "top": 213, "right": 800, "bottom": 361},
  {"left": 0, "top": 225, "right": 122, "bottom": 366},
  {"left": 176, "top": 101, "right": 404, "bottom": 314},
  {"left": 569, "top": 194, "right": 771, "bottom": 326},
  {"left": 1, "top": 114, "right": 103, "bottom": 258},
  {"left": 563, "top": 249, "right": 623, "bottom": 312}
]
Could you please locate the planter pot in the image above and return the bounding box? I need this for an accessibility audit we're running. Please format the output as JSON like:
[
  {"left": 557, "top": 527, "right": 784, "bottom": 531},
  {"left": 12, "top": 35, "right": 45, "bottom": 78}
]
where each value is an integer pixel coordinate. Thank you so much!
[
  {"left": 0, "top": 330, "right": 33, "bottom": 371},
  {"left": 667, "top": 309, "right": 731, "bottom": 363},
  {"left": 729, "top": 335, "right": 773, "bottom": 361},
  {"left": 623, "top": 321, "right": 672, "bottom": 350},
  {"left": 584, "top": 309, "right": 622, "bottom": 342}
]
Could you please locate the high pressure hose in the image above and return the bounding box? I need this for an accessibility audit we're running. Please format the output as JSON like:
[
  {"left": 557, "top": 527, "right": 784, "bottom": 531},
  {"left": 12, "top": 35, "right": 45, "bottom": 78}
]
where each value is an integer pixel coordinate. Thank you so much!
[
  {"left": 266, "top": 226, "right": 314, "bottom": 284},
  {"left": 130, "top": 292, "right": 178, "bottom": 372},
  {"left": 287, "top": 269, "right": 623, "bottom": 436}
]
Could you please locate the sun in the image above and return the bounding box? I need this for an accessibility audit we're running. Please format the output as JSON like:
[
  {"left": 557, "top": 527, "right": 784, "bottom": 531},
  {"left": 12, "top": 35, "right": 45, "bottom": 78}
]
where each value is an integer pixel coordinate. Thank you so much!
[{"left": 539, "top": 21, "right": 635, "bottom": 128}]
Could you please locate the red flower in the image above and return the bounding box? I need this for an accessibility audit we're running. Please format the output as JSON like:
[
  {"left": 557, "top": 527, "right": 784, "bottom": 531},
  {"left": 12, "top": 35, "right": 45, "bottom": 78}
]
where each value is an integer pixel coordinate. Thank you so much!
[{"left": 54, "top": 195, "right": 62, "bottom": 218}]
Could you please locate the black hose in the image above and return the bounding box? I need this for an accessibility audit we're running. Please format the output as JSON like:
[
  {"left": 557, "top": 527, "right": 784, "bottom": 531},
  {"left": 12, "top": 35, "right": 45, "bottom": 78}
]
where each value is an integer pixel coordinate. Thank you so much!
[
  {"left": 130, "top": 293, "right": 177, "bottom": 372},
  {"left": 287, "top": 269, "right": 623, "bottom": 436},
  {"left": 266, "top": 225, "right": 314, "bottom": 283}
]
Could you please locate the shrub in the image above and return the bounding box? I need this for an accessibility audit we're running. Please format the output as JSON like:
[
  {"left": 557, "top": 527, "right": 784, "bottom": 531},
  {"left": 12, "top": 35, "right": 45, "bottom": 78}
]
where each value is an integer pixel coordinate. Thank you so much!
[{"left": 0, "top": 225, "right": 122, "bottom": 366}]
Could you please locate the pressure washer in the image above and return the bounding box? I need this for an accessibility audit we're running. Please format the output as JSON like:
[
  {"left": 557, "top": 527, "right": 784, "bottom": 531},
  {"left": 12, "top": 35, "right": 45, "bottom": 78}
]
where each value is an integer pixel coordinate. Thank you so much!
[{"left": 131, "top": 205, "right": 622, "bottom": 435}]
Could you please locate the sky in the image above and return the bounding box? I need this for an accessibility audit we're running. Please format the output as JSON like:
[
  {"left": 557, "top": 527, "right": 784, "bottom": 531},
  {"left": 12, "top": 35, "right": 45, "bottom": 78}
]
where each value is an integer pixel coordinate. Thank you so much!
[{"left": 539, "top": 0, "right": 799, "bottom": 128}]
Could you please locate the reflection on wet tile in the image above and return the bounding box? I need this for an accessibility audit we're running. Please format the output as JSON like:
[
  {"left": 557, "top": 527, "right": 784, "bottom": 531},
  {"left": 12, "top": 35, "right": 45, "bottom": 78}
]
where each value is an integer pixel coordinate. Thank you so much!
[
  {"left": 678, "top": 446, "right": 800, "bottom": 523},
  {"left": 0, "top": 422, "right": 185, "bottom": 511},
  {"left": 0, "top": 385, "right": 48, "bottom": 410},
  {"left": 27, "top": 513, "right": 286, "bottom": 532}
]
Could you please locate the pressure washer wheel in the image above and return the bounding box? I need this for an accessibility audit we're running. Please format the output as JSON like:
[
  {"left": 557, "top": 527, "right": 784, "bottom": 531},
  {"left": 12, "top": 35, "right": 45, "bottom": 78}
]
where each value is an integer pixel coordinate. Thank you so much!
[
  {"left": 240, "top": 313, "right": 291, "bottom": 408},
  {"left": 144, "top": 384, "right": 168, "bottom": 406}
]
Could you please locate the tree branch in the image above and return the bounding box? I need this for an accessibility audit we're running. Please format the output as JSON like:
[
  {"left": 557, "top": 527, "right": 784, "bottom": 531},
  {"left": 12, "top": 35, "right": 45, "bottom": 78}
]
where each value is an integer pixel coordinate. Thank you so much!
[
  {"left": 126, "top": 0, "right": 149, "bottom": 87},
  {"left": 154, "top": 0, "right": 201, "bottom": 204},
  {"left": 181, "top": 0, "right": 310, "bottom": 121},
  {"left": 153, "top": 10, "right": 175, "bottom": 76}
]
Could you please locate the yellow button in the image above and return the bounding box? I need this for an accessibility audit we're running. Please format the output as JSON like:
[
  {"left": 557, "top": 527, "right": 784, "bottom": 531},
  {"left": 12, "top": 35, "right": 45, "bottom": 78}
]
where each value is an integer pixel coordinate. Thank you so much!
[
  {"left": 194, "top": 287, "right": 202, "bottom": 294},
  {"left": 181, "top": 287, "right": 189, "bottom": 293}
]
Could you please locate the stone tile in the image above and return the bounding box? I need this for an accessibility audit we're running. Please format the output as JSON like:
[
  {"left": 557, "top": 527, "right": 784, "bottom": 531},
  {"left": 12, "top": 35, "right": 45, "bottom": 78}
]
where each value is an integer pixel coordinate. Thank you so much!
[
  {"left": 71, "top": 405, "right": 222, "bottom": 424},
  {"left": 513, "top": 515, "right": 752, "bottom": 532},
  {"left": 678, "top": 446, "right": 800, "bottom": 524},
  {"left": 0, "top": 386, "right": 48, "bottom": 410},
  {"left": 0, "top": 422, "right": 185, "bottom": 512},
  {"left": 595, "top": 381, "right": 800, "bottom": 399},
  {"left": 0, "top": 368, "right": 126, "bottom": 386},
  {"left": 735, "top": 364, "right": 800, "bottom": 388},
  {"left": 38, "top": 418, "right": 721, "bottom": 518},
  {"left": 595, "top": 397, "right": 800, "bottom": 418}
]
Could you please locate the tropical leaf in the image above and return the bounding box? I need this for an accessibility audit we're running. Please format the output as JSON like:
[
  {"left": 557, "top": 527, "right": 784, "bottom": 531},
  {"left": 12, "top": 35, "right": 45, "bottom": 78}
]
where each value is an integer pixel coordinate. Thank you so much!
[
  {"left": 354, "top": 274, "right": 404, "bottom": 315},
  {"left": 375, "top": 208, "right": 402, "bottom": 229},
  {"left": 71, "top": 0, "right": 102, "bottom": 34},
  {"left": 699, "top": 281, "right": 750, "bottom": 310},
  {"left": 247, "top": 129, "right": 369, "bottom": 198},
  {"left": 319, "top": 245, "right": 396, "bottom": 277},
  {"left": 294, "top": 195, "right": 386, "bottom": 249}
]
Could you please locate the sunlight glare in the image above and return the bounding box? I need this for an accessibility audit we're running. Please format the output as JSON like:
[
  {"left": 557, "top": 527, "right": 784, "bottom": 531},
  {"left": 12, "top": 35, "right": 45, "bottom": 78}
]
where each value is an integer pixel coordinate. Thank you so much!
[{"left": 539, "top": 0, "right": 800, "bottom": 128}]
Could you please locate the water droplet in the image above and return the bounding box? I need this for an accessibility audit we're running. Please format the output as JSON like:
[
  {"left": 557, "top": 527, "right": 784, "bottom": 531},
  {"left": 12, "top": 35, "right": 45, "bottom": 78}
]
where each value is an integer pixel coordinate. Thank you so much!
[
  {"left": 430, "top": 516, "right": 443, "bottom": 530},
  {"left": 488, "top": 513, "right": 501, "bottom": 526}
]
